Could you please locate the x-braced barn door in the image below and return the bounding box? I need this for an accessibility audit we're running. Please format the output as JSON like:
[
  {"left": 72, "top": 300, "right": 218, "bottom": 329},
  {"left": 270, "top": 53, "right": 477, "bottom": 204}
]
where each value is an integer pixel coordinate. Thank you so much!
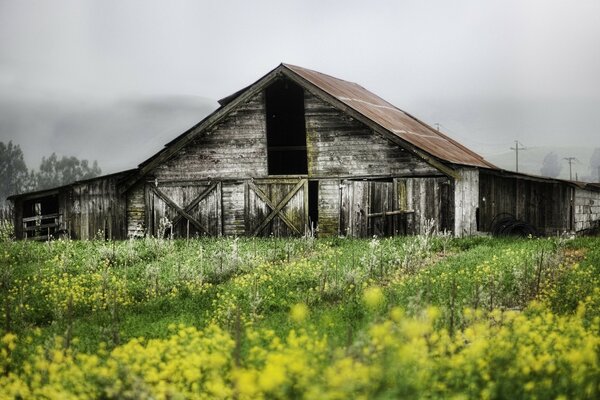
[
  {"left": 246, "top": 179, "right": 308, "bottom": 237},
  {"left": 146, "top": 181, "right": 222, "bottom": 237}
]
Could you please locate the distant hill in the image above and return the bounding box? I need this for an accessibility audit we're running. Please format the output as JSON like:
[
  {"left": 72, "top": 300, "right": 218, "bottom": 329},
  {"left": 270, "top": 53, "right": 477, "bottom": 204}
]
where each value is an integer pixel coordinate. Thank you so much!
[{"left": 483, "top": 146, "right": 600, "bottom": 182}]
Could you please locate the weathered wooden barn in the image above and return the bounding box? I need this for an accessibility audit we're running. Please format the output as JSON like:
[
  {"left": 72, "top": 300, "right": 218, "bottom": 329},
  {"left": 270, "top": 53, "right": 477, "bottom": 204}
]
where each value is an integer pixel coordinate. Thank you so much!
[{"left": 8, "top": 64, "right": 600, "bottom": 240}]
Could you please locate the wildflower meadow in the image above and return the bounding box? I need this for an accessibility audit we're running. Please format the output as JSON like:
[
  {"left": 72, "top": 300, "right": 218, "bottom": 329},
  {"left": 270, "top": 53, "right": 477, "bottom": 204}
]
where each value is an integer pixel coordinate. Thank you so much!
[{"left": 1, "top": 233, "right": 599, "bottom": 399}]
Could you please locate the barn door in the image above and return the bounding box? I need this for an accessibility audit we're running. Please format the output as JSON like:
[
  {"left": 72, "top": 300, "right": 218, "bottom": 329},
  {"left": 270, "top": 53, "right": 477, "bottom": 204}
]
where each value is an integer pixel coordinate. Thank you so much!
[
  {"left": 246, "top": 179, "right": 308, "bottom": 237},
  {"left": 147, "top": 181, "right": 222, "bottom": 237},
  {"left": 394, "top": 177, "right": 452, "bottom": 235},
  {"left": 340, "top": 180, "right": 414, "bottom": 237}
]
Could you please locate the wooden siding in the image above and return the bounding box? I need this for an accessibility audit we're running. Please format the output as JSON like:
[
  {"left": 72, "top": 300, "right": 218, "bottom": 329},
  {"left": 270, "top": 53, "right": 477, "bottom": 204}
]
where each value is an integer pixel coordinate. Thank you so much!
[
  {"left": 151, "top": 92, "right": 268, "bottom": 181},
  {"left": 398, "top": 177, "right": 453, "bottom": 234},
  {"left": 136, "top": 83, "right": 449, "bottom": 239},
  {"left": 304, "top": 92, "right": 440, "bottom": 177},
  {"left": 454, "top": 168, "right": 479, "bottom": 237},
  {"left": 340, "top": 177, "right": 452, "bottom": 237},
  {"left": 222, "top": 182, "right": 245, "bottom": 236},
  {"left": 317, "top": 179, "right": 340, "bottom": 236},
  {"left": 478, "top": 170, "right": 573, "bottom": 235},
  {"left": 126, "top": 182, "right": 145, "bottom": 237},
  {"left": 150, "top": 88, "right": 440, "bottom": 183},
  {"left": 66, "top": 176, "right": 126, "bottom": 240},
  {"left": 574, "top": 188, "right": 600, "bottom": 232}
]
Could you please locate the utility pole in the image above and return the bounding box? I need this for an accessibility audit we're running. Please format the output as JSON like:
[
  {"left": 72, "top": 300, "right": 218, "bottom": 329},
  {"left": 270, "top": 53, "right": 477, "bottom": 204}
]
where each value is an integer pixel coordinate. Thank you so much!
[
  {"left": 564, "top": 157, "right": 576, "bottom": 180},
  {"left": 510, "top": 141, "right": 526, "bottom": 172}
]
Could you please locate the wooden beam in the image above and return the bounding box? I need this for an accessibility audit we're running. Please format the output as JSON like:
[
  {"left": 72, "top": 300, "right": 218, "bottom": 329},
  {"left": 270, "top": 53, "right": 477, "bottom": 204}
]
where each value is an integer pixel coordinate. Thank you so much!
[
  {"left": 249, "top": 180, "right": 305, "bottom": 236},
  {"left": 22, "top": 213, "right": 59, "bottom": 223},
  {"left": 23, "top": 222, "right": 59, "bottom": 231},
  {"left": 367, "top": 210, "right": 414, "bottom": 218},
  {"left": 216, "top": 181, "right": 223, "bottom": 236}
]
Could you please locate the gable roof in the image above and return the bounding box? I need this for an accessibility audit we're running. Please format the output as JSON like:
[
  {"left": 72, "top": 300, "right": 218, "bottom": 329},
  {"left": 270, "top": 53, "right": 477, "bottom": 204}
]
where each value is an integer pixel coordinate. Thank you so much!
[
  {"left": 281, "top": 64, "right": 496, "bottom": 169},
  {"left": 121, "top": 63, "right": 496, "bottom": 191}
]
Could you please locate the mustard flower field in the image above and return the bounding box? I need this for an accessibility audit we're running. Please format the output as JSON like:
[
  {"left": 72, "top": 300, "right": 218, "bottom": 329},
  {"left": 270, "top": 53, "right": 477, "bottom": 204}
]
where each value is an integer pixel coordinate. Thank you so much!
[{"left": 1, "top": 234, "right": 599, "bottom": 399}]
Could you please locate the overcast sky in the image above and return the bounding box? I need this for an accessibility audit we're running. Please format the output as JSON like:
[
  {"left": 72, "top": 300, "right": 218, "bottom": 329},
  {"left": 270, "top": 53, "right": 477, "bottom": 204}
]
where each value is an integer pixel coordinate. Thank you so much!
[{"left": 1, "top": 0, "right": 599, "bottom": 175}]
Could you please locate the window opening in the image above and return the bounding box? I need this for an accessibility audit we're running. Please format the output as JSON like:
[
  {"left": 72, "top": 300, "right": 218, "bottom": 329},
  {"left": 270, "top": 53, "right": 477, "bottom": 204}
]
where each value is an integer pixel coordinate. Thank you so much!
[{"left": 265, "top": 79, "right": 307, "bottom": 175}]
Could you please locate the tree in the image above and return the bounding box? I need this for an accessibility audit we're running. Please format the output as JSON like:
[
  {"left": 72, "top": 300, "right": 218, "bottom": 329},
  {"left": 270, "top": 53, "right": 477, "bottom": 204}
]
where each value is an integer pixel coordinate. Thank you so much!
[
  {"left": 540, "top": 152, "right": 562, "bottom": 178},
  {"left": 589, "top": 148, "right": 600, "bottom": 183},
  {"left": 0, "top": 142, "right": 102, "bottom": 204},
  {"left": 36, "top": 153, "right": 102, "bottom": 190},
  {"left": 0, "top": 141, "right": 29, "bottom": 205}
]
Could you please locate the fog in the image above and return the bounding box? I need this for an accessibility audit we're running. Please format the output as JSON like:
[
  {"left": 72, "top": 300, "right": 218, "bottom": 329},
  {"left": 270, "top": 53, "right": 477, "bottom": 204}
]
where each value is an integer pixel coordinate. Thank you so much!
[{"left": 1, "top": 0, "right": 599, "bottom": 173}]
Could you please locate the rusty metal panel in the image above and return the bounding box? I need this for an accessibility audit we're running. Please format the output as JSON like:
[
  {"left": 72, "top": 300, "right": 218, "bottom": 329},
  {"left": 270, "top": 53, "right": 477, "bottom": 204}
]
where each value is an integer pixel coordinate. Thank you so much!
[{"left": 283, "top": 64, "right": 497, "bottom": 169}]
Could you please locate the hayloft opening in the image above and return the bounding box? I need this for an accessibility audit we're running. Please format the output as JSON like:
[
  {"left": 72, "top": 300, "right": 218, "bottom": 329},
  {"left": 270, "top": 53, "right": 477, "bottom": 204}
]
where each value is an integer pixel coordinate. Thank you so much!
[{"left": 265, "top": 79, "right": 307, "bottom": 175}]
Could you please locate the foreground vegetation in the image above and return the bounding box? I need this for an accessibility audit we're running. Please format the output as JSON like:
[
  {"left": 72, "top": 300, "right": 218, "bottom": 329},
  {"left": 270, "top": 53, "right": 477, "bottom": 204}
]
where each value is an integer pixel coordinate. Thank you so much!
[{"left": 1, "top": 233, "right": 599, "bottom": 399}]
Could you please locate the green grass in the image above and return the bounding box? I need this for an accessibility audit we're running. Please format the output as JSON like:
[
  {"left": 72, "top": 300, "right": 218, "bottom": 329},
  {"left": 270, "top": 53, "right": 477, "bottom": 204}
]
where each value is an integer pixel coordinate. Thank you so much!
[
  {"left": 1, "top": 234, "right": 599, "bottom": 398},
  {"left": 1, "top": 235, "right": 596, "bottom": 350}
]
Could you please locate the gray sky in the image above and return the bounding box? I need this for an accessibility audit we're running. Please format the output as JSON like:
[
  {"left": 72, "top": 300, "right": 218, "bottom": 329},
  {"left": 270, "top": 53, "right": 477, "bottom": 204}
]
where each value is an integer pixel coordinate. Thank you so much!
[{"left": 1, "top": 0, "right": 599, "bottom": 175}]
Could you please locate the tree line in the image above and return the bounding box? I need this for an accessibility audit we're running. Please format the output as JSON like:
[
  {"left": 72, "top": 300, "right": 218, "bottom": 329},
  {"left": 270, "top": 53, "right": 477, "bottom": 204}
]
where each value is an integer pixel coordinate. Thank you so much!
[{"left": 0, "top": 141, "right": 101, "bottom": 206}]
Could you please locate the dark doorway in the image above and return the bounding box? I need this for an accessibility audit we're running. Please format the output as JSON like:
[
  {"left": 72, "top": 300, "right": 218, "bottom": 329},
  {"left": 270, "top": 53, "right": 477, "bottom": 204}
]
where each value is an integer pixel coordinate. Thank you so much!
[
  {"left": 22, "top": 195, "right": 60, "bottom": 239},
  {"left": 265, "top": 79, "right": 307, "bottom": 175},
  {"left": 308, "top": 180, "right": 319, "bottom": 232}
]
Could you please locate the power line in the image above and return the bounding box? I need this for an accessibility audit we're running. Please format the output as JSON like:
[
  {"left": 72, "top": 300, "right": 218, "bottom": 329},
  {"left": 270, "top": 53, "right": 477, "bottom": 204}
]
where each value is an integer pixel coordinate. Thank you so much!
[
  {"left": 563, "top": 157, "right": 577, "bottom": 180},
  {"left": 510, "top": 141, "right": 527, "bottom": 172}
]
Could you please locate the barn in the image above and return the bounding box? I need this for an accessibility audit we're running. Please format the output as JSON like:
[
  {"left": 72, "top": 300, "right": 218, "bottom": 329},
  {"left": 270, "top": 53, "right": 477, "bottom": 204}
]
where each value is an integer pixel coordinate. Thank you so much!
[{"left": 8, "top": 64, "right": 600, "bottom": 240}]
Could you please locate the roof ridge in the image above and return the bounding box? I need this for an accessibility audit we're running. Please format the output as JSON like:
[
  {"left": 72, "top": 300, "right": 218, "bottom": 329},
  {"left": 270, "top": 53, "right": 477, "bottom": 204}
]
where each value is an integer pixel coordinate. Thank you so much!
[{"left": 282, "top": 63, "right": 370, "bottom": 91}]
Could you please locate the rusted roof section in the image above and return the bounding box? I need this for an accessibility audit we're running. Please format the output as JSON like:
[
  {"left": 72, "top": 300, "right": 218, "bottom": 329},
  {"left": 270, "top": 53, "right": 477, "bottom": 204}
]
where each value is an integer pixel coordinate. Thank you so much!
[{"left": 282, "top": 64, "right": 497, "bottom": 169}]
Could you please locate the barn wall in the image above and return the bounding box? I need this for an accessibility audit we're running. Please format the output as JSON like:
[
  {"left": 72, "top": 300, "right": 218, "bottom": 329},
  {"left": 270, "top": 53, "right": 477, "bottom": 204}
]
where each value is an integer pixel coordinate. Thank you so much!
[
  {"left": 400, "top": 177, "right": 453, "bottom": 235},
  {"left": 68, "top": 176, "right": 126, "bottom": 240},
  {"left": 478, "top": 171, "right": 573, "bottom": 235},
  {"left": 151, "top": 92, "right": 268, "bottom": 181},
  {"left": 304, "top": 92, "right": 440, "bottom": 177},
  {"left": 317, "top": 179, "right": 341, "bottom": 236},
  {"left": 137, "top": 82, "right": 449, "bottom": 239},
  {"left": 150, "top": 87, "right": 440, "bottom": 183},
  {"left": 454, "top": 168, "right": 479, "bottom": 237},
  {"left": 126, "top": 182, "right": 146, "bottom": 237},
  {"left": 222, "top": 182, "right": 245, "bottom": 236},
  {"left": 340, "top": 176, "right": 452, "bottom": 237},
  {"left": 574, "top": 188, "right": 600, "bottom": 232}
]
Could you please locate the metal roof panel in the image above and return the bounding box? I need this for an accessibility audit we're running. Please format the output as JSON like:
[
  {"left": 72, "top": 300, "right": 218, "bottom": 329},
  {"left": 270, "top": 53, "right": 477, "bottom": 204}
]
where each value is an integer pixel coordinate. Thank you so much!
[{"left": 283, "top": 64, "right": 497, "bottom": 169}]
